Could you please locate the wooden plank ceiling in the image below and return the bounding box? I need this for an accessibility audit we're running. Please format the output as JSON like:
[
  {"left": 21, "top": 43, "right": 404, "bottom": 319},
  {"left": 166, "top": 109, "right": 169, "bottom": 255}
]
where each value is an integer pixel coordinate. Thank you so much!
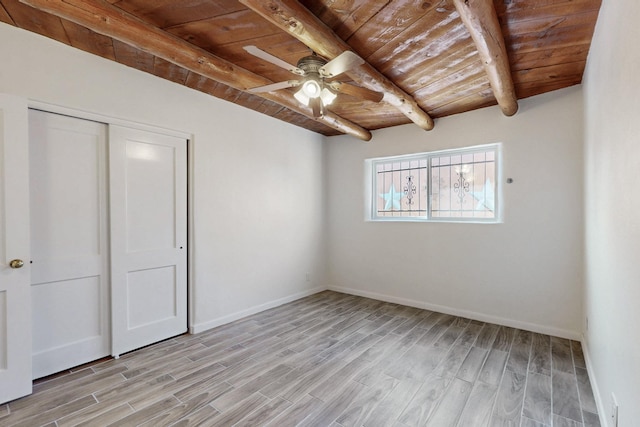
[{"left": 0, "top": 0, "right": 601, "bottom": 140}]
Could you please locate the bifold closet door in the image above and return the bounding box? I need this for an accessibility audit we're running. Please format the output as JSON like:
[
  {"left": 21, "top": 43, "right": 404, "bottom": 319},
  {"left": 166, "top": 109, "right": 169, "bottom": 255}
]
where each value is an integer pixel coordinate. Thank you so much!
[
  {"left": 29, "top": 110, "right": 110, "bottom": 379},
  {"left": 109, "top": 125, "right": 187, "bottom": 356}
]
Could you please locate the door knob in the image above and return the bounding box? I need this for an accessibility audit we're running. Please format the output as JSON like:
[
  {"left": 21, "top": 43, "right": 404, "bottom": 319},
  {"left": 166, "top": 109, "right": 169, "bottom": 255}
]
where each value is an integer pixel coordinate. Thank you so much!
[{"left": 9, "top": 259, "right": 24, "bottom": 269}]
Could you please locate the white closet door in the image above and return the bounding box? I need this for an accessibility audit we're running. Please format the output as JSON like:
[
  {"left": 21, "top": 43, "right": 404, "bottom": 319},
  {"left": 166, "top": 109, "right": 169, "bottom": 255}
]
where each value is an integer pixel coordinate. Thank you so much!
[
  {"left": 109, "top": 125, "right": 187, "bottom": 356},
  {"left": 29, "top": 110, "right": 110, "bottom": 379},
  {"left": 0, "top": 94, "right": 32, "bottom": 403}
]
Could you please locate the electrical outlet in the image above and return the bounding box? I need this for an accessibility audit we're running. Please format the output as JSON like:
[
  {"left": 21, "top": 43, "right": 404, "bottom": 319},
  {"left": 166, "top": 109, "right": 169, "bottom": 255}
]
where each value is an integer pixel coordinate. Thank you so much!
[
  {"left": 586, "top": 316, "right": 589, "bottom": 331},
  {"left": 611, "top": 392, "right": 619, "bottom": 427},
  {"left": 305, "top": 273, "right": 310, "bottom": 282}
]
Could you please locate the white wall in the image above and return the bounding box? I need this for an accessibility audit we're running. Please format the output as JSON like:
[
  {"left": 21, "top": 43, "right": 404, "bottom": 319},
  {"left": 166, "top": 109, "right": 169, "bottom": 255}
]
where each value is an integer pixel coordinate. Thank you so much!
[
  {"left": 326, "top": 86, "right": 585, "bottom": 339},
  {"left": 583, "top": 0, "right": 640, "bottom": 425},
  {"left": 0, "top": 23, "right": 326, "bottom": 332}
]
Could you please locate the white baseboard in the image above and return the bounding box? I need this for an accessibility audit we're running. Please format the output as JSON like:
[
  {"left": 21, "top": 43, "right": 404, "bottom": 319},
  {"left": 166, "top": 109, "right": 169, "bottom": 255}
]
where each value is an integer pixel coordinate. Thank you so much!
[
  {"left": 328, "top": 285, "right": 582, "bottom": 340},
  {"left": 190, "top": 286, "right": 326, "bottom": 334},
  {"left": 191, "top": 283, "right": 582, "bottom": 339},
  {"left": 581, "top": 337, "right": 608, "bottom": 427}
]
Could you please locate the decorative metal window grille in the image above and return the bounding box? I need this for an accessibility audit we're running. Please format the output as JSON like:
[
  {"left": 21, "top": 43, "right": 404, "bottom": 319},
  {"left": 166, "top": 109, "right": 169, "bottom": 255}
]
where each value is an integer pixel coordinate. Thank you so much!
[{"left": 370, "top": 144, "right": 500, "bottom": 222}]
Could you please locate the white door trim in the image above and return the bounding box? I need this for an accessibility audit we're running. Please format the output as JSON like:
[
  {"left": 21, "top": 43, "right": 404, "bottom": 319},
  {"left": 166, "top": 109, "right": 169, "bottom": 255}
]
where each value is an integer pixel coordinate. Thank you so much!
[{"left": 28, "top": 100, "right": 191, "bottom": 140}]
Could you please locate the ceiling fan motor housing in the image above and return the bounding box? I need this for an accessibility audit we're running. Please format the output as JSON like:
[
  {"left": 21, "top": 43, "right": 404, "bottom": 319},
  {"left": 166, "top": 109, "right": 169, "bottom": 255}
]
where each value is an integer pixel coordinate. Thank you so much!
[{"left": 297, "top": 55, "right": 327, "bottom": 75}]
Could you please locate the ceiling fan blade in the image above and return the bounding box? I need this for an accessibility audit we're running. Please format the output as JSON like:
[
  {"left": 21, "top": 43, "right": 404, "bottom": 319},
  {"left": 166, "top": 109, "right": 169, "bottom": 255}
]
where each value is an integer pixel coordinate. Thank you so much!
[
  {"left": 310, "top": 97, "right": 322, "bottom": 118},
  {"left": 319, "top": 51, "right": 365, "bottom": 78},
  {"left": 329, "top": 81, "right": 384, "bottom": 103},
  {"left": 243, "top": 45, "right": 305, "bottom": 76},
  {"left": 247, "top": 80, "right": 301, "bottom": 93}
]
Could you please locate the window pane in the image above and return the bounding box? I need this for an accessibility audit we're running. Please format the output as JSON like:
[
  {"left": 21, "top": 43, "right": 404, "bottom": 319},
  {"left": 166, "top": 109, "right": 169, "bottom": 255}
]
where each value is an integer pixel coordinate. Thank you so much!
[
  {"left": 375, "top": 158, "right": 427, "bottom": 217},
  {"left": 429, "top": 148, "right": 496, "bottom": 219}
]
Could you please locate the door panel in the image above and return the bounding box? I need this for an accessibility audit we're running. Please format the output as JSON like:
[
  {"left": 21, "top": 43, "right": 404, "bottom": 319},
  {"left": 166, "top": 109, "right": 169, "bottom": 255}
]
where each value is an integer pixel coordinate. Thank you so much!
[
  {"left": 125, "top": 140, "right": 177, "bottom": 252},
  {"left": 0, "top": 94, "right": 31, "bottom": 403},
  {"left": 29, "top": 110, "right": 110, "bottom": 379},
  {"left": 32, "top": 277, "right": 103, "bottom": 352},
  {"left": 127, "top": 265, "right": 177, "bottom": 328},
  {"left": 110, "top": 125, "right": 187, "bottom": 356}
]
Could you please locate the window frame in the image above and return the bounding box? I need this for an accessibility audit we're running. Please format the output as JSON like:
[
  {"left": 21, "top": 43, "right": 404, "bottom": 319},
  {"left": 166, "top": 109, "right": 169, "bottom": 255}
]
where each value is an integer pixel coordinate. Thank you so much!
[{"left": 368, "top": 143, "right": 502, "bottom": 223}]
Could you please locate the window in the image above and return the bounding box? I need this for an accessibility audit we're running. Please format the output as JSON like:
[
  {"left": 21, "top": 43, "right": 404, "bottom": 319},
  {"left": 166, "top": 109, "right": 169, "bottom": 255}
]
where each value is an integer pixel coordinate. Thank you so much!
[{"left": 368, "top": 144, "right": 501, "bottom": 222}]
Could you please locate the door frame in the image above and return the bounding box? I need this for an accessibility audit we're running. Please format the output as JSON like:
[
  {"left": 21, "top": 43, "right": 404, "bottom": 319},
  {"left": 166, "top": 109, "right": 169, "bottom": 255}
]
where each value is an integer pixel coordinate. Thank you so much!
[{"left": 28, "top": 99, "right": 196, "bottom": 342}]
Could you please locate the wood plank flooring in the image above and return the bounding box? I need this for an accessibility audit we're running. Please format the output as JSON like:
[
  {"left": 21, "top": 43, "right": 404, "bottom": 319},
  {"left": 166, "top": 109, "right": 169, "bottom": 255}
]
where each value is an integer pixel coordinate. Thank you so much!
[{"left": 1, "top": 291, "right": 601, "bottom": 426}]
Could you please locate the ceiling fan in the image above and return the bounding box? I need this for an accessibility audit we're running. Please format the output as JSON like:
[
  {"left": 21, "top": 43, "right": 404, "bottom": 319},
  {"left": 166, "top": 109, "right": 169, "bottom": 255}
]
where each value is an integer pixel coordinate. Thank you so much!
[{"left": 243, "top": 45, "right": 384, "bottom": 118}]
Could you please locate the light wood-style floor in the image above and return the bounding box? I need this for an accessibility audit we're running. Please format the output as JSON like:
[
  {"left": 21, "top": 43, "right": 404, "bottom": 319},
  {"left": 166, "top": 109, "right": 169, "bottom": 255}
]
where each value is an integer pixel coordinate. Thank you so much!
[{"left": 1, "top": 291, "right": 601, "bottom": 427}]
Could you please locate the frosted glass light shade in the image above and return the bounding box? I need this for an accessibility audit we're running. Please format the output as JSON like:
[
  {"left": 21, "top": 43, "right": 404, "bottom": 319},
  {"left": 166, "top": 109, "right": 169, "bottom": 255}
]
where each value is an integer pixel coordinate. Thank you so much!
[
  {"left": 321, "top": 88, "right": 337, "bottom": 105},
  {"left": 294, "top": 88, "right": 310, "bottom": 106},
  {"left": 301, "top": 80, "right": 321, "bottom": 98}
]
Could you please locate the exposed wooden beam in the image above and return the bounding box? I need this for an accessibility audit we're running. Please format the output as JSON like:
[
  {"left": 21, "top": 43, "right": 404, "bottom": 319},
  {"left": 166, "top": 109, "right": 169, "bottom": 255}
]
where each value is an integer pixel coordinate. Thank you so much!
[
  {"left": 19, "top": 0, "right": 372, "bottom": 141},
  {"left": 239, "top": 0, "right": 435, "bottom": 131},
  {"left": 453, "top": 0, "right": 518, "bottom": 116}
]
